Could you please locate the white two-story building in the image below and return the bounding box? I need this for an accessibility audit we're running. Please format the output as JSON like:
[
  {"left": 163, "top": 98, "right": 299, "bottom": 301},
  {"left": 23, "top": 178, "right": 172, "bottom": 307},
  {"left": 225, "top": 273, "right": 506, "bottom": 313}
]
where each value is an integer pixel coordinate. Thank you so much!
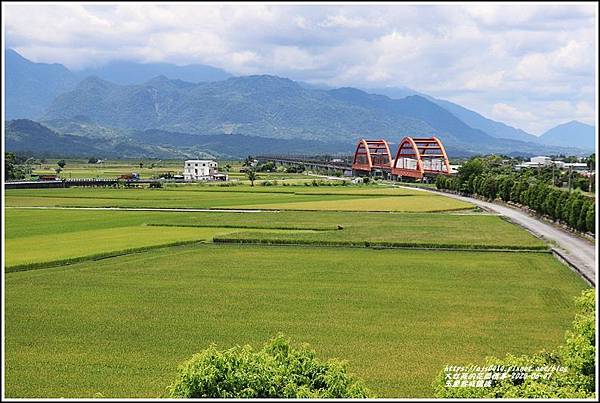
[{"left": 183, "top": 160, "right": 226, "bottom": 181}]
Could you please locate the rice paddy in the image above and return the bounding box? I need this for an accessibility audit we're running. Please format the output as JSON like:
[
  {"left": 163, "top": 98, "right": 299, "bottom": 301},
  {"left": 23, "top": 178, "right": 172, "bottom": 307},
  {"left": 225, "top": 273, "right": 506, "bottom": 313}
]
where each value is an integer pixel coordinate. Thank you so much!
[{"left": 3, "top": 180, "right": 588, "bottom": 398}]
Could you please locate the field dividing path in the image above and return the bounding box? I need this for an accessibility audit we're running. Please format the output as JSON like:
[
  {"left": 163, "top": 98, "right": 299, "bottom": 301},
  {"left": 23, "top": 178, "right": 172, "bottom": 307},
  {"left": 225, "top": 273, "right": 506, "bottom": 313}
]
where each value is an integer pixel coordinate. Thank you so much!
[
  {"left": 6, "top": 206, "right": 280, "bottom": 213},
  {"left": 399, "top": 185, "right": 596, "bottom": 285}
]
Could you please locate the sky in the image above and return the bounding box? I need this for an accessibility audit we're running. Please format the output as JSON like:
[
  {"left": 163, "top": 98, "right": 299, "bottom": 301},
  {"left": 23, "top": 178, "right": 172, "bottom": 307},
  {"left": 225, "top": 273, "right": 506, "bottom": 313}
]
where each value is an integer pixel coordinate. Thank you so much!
[{"left": 3, "top": 2, "right": 597, "bottom": 135}]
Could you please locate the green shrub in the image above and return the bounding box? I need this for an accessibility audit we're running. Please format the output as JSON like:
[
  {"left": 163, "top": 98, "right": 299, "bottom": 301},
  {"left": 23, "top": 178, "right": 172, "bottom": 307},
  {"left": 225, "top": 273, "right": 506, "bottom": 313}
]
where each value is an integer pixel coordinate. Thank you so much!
[
  {"left": 166, "top": 334, "right": 371, "bottom": 398},
  {"left": 555, "top": 191, "right": 570, "bottom": 221},
  {"left": 433, "top": 289, "right": 595, "bottom": 398},
  {"left": 511, "top": 180, "right": 528, "bottom": 204},
  {"left": 568, "top": 195, "right": 584, "bottom": 229},
  {"left": 435, "top": 175, "right": 447, "bottom": 190},
  {"left": 482, "top": 176, "right": 498, "bottom": 200},
  {"left": 498, "top": 175, "right": 513, "bottom": 202},
  {"left": 542, "top": 189, "right": 560, "bottom": 219},
  {"left": 585, "top": 205, "right": 595, "bottom": 233},
  {"left": 5, "top": 152, "right": 26, "bottom": 180},
  {"left": 532, "top": 182, "right": 549, "bottom": 212},
  {"left": 577, "top": 201, "right": 590, "bottom": 232}
]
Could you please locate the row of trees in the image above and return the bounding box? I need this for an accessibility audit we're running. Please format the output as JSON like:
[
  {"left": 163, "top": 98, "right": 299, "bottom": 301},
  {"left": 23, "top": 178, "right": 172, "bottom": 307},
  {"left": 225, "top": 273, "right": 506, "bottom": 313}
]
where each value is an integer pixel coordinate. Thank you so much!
[{"left": 435, "top": 157, "right": 595, "bottom": 234}]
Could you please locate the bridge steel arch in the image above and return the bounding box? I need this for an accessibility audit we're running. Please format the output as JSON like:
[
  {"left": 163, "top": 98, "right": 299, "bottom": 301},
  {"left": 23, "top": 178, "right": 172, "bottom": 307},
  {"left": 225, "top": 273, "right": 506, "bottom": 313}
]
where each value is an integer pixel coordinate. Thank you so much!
[
  {"left": 391, "top": 136, "right": 451, "bottom": 179},
  {"left": 351, "top": 139, "right": 393, "bottom": 174}
]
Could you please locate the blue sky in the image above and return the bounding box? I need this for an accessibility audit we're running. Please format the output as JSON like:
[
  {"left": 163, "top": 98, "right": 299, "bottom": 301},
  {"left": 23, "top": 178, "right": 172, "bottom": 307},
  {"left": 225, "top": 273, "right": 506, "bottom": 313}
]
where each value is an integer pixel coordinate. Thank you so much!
[{"left": 3, "top": 2, "right": 597, "bottom": 134}]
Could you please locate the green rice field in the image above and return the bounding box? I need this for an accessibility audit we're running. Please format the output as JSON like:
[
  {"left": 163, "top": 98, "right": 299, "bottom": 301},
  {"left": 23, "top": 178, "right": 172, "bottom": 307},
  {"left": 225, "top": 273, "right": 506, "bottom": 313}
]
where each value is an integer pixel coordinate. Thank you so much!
[
  {"left": 5, "top": 208, "right": 546, "bottom": 270},
  {"left": 4, "top": 244, "right": 586, "bottom": 398},
  {"left": 3, "top": 182, "right": 589, "bottom": 398},
  {"left": 5, "top": 186, "right": 472, "bottom": 212}
]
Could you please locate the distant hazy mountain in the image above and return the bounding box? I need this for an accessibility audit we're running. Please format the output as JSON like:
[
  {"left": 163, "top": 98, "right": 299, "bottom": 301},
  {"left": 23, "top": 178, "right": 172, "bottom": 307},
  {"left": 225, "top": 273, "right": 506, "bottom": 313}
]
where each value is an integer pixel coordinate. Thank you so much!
[
  {"left": 4, "top": 49, "right": 231, "bottom": 119},
  {"left": 5, "top": 49, "right": 79, "bottom": 119},
  {"left": 77, "top": 60, "right": 232, "bottom": 85},
  {"left": 45, "top": 75, "right": 438, "bottom": 142},
  {"left": 6, "top": 119, "right": 188, "bottom": 159},
  {"left": 130, "top": 129, "right": 352, "bottom": 156},
  {"left": 42, "top": 116, "right": 353, "bottom": 157},
  {"left": 7, "top": 118, "right": 350, "bottom": 159},
  {"left": 40, "top": 75, "right": 471, "bottom": 147},
  {"left": 537, "top": 121, "right": 596, "bottom": 151},
  {"left": 297, "top": 81, "right": 335, "bottom": 90},
  {"left": 361, "top": 86, "right": 422, "bottom": 100},
  {"left": 43, "top": 74, "right": 588, "bottom": 156},
  {"left": 431, "top": 99, "right": 539, "bottom": 143},
  {"left": 6, "top": 119, "right": 106, "bottom": 156},
  {"left": 325, "top": 87, "right": 493, "bottom": 147},
  {"left": 362, "top": 84, "right": 540, "bottom": 143}
]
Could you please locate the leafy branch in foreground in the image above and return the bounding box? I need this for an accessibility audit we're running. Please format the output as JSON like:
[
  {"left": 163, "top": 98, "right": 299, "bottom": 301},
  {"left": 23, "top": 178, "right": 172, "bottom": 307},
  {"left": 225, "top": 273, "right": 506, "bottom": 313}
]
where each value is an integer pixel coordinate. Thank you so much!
[
  {"left": 166, "top": 334, "right": 372, "bottom": 398},
  {"left": 433, "top": 289, "right": 595, "bottom": 398}
]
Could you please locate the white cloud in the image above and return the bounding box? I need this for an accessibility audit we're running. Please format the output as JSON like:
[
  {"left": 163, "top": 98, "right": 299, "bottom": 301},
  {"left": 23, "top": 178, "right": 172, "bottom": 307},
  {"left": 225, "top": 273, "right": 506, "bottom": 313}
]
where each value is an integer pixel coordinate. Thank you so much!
[
  {"left": 491, "top": 103, "right": 536, "bottom": 122},
  {"left": 271, "top": 46, "right": 321, "bottom": 71},
  {"left": 464, "top": 71, "right": 506, "bottom": 91},
  {"left": 3, "top": 2, "right": 597, "bottom": 132},
  {"left": 320, "top": 14, "right": 383, "bottom": 29}
]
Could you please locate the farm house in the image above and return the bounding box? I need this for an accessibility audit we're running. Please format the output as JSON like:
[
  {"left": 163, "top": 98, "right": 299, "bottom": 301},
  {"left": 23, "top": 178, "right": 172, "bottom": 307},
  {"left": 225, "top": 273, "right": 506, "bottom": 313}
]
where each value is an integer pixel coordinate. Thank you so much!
[{"left": 183, "top": 160, "right": 227, "bottom": 181}]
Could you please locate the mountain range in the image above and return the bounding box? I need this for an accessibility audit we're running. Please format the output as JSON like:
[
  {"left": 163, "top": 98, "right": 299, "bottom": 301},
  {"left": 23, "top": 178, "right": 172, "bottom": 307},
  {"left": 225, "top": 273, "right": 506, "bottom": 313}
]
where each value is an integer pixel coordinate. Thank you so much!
[
  {"left": 4, "top": 49, "right": 596, "bottom": 158},
  {"left": 5, "top": 49, "right": 79, "bottom": 119},
  {"left": 6, "top": 118, "right": 348, "bottom": 159},
  {"left": 361, "top": 87, "right": 543, "bottom": 143},
  {"left": 538, "top": 121, "right": 596, "bottom": 150}
]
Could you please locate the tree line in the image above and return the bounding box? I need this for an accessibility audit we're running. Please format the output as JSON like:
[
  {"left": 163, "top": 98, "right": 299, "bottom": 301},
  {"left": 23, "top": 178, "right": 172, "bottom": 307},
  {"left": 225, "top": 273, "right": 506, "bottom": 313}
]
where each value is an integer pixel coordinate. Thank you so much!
[{"left": 435, "top": 156, "right": 595, "bottom": 234}]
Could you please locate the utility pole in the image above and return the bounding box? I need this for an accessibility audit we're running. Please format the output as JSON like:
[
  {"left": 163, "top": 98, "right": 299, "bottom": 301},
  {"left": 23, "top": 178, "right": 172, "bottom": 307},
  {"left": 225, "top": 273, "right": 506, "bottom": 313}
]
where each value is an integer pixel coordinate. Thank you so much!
[{"left": 567, "top": 166, "right": 573, "bottom": 192}]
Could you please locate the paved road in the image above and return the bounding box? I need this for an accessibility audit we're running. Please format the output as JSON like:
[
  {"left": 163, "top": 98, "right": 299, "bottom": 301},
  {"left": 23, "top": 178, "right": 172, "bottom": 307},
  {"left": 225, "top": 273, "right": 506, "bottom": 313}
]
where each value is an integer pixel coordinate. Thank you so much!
[{"left": 401, "top": 186, "right": 597, "bottom": 285}]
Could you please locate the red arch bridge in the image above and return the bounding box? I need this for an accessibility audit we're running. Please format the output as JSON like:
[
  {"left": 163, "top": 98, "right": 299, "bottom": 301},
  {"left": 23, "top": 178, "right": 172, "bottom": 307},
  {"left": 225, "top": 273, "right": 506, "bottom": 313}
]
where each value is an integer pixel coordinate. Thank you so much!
[
  {"left": 351, "top": 137, "right": 451, "bottom": 180},
  {"left": 255, "top": 136, "right": 451, "bottom": 181}
]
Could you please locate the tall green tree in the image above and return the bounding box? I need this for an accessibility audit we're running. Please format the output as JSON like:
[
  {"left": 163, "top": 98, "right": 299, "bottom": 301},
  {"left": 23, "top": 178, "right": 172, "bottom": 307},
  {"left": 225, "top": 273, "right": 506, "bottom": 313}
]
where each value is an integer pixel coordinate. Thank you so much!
[
  {"left": 532, "top": 182, "right": 548, "bottom": 212},
  {"left": 520, "top": 183, "right": 535, "bottom": 206},
  {"left": 510, "top": 180, "right": 526, "bottom": 203},
  {"left": 498, "top": 176, "right": 513, "bottom": 202},
  {"left": 542, "top": 189, "right": 560, "bottom": 219},
  {"left": 482, "top": 176, "right": 498, "bottom": 200},
  {"left": 577, "top": 201, "right": 591, "bottom": 232},
  {"left": 568, "top": 195, "right": 584, "bottom": 229},
  {"left": 586, "top": 153, "right": 595, "bottom": 171},
  {"left": 585, "top": 204, "right": 595, "bottom": 233},
  {"left": 555, "top": 191, "right": 570, "bottom": 221},
  {"left": 458, "top": 159, "right": 485, "bottom": 192},
  {"left": 4, "top": 152, "right": 25, "bottom": 180},
  {"left": 246, "top": 169, "right": 257, "bottom": 186}
]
